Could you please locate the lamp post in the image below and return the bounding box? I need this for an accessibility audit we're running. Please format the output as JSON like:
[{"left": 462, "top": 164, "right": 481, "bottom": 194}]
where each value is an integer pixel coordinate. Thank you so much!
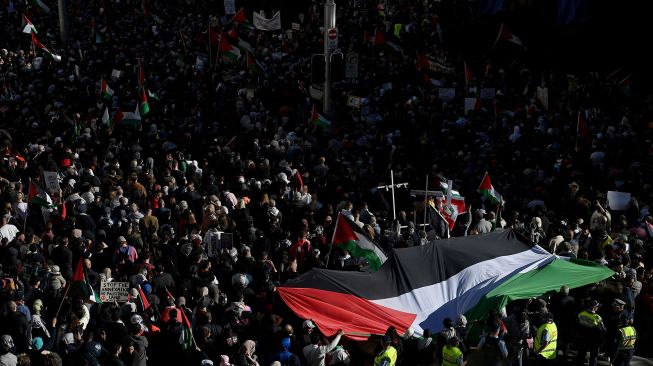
[{"left": 323, "top": 0, "right": 336, "bottom": 115}]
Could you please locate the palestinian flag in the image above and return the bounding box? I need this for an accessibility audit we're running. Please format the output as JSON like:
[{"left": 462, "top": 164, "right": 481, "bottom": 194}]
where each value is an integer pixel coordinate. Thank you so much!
[
  {"left": 101, "top": 79, "right": 114, "bottom": 99},
  {"left": 219, "top": 32, "right": 241, "bottom": 61},
  {"left": 310, "top": 105, "right": 331, "bottom": 128},
  {"left": 178, "top": 306, "right": 193, "bottom": 351},
  {"left": 618, "top": 74, "right": 632, "bottom": 97},
  {"left": 22, "top": 14, "right": 37, "bottom": 34},
  {"left": 227, "top": 29, "right": 254, "bottom": 53},
  {"left": 464, "top": 61, "right": 473, "bottom": 87},
  {"left": 138, "top": 62, "right": 146, "bottom": 88},
  {"left": 28, "top": 179, "right": 53, "bottom": 208},
  {"left": 101, "top": 107, "right": 110, "bottom": 127},
  {"left": 478, "top": 172, "right": 504, "bottom": 205},
  {"left": 229, "top": 7, "right": 254, "bottom": 28},
  {"left": 246, "top": 52, "right": 267, "bottom": 76},
  {"left": 113, "top": 106, "right": 141, "bottom": 126},
  {"left": 147, "top": 89, "right": 160, "bottom": 101},
  {"left": 31, "top": 33, "right": 61, "bottom": 61},
  {"left": 437, "top": 183, "right": 466, "bottom": 231},
  {"left": 332, "top": 213, "right": 387, "bottom": 271},
  {"left": 139, "top": 87, "right": 150, "bottom": 116},
  {"left": 30, "top": 0, "right": 50, "bottom": 13},
  {"left": 494, "top": 23, "right": 523, "bottom": 47},
  {"left": 278, "top": 230, "right": 555, "bottom": 338},
  {"left": 72, "top": 257, "right": 101, "bottom": 303},
  {"left": 576, "top": 110, "right": 592, "bottom": 151}
]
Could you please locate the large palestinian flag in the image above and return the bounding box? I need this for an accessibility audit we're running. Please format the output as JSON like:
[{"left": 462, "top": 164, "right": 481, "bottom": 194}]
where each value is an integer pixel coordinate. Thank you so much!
[{"left": 278, "top": 230, "right": 595, "bottom": 339}]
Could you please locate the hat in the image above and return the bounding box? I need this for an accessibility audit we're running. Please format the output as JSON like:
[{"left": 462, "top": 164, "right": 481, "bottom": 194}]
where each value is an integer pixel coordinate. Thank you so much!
[
  {"left": 50, "top": 265, "right": 61, "bottom": 275},
  {"left": 532, "top": 217, "right": 542, "bottom": 228},
  {"left": 219, "top": 355, "right": 231, "bottom": 366},
  {"left": 117, "top": 236, "right": 127, "bottom": 243},
  {"left": 32, "top": 337, "right": 44, "bottom": 350},
  {"left": 201, "top": 360, "right": 214, "bottom": 366},
  {"left": 590, "top": 300, "right": 601, "bottom": 308},
  {"left": 612, "top": 299, "right": 626, "bottom": 307},
  {"left": 1, "top": 335, "right": 14, "bottom": 348},
  {"left": 303, "top": 320, "right": 315, "bottom": 329},
  {"left": 179, "top": 200, "right": 189, "bottom": 209},
  {"left": 277, "top": 172, "right": 290, "bottom": 184},
  {"left": 33, "top": 299, "right": 43, "bottom": 313}
]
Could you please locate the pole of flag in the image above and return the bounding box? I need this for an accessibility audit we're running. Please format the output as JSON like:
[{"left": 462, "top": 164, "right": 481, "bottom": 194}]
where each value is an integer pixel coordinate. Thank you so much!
[
  {"left": 390, "top": 170, "right": 396, "bottom": 221},
  {"left": 493, "top": 23, "right": 504, "bottom": 48},
  {"left": 54, "top": 284, "right": 72, "bottom": 319},
  {"left": 208, "top": 21, "right": 212, "bottom": 69},
  {"left": 423, "top": 175, "right": 428, "bottom": 229}
]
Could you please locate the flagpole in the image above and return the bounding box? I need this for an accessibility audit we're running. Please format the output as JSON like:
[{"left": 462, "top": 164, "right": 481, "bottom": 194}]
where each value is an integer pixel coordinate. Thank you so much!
[
  {"left": 54, "top": 284, "right": 71, "bottom": 319},
  {"left": 325, "top": 213, "right": 340, "bottom": 269},
  {"left": 493, "top": 23, "right": 504, "bottom": 48},
  {"left": 423, "top": 175, "right": 428, "bottom": 229},
  {"left": 390, "top": 170, "right": 396, "bottom": 221},
  {"left": 208, "top": 21, "right": 212, "bottom": 69}
]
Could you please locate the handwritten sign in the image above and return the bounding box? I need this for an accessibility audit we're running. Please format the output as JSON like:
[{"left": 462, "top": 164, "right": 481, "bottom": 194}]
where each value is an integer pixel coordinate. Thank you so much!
[{"left": 100, "top": 281, "right": 129, "bottom": 302}]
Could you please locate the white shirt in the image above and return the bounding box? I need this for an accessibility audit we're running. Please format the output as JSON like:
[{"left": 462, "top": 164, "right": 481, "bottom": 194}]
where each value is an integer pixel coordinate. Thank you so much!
[
  {"left": 0, "top": 223, "right": 19, "bottom": 242},
  {"left": 303, "top": 334, "right": 343, "bottom": 366}
]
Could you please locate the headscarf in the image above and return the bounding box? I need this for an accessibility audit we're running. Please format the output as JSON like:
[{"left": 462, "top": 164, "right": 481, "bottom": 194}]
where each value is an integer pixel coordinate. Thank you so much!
[{"left": 242, "top": 339, "right": 256, "bottom": 356}]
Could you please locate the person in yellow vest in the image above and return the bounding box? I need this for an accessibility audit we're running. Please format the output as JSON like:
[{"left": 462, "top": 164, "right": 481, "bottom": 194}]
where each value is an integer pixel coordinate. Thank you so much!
[
  {"left": 374, "top": 335, "right": 397, "bottom": 366},
  {"left": 442, "top": 336, "right": 466, "bottom": 366},
  {"left": 613, "top": 315, "right": 637, "bottom": 366},
  {"left": 575, "top": 300, "right": 606, "bottom": 366},
  {"left": 533, "top": 313, "right": 557, "bottom": 366}
]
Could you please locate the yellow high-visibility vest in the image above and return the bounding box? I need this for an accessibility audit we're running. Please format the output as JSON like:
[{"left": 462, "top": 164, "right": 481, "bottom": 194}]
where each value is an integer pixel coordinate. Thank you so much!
[
  {"left": 578, "top": 310, "right": 601, "bottom": 328},
  {"left": 534, "top": 322, "right": 558, "bottom": 360},
  {"left": 442, "top": 345, "right": 463, "bottom": 366},
  {"left": 618, "top": 326, "right": 637, "bottom": 350},
  {"left": 374, "top": 345, "right": 397, "bottom": 366}
]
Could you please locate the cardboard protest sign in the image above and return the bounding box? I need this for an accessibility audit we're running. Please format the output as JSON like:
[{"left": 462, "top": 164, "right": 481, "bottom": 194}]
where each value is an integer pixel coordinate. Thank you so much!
[{"left": 100, "top": 281, "right": 129, "bottom": 302}]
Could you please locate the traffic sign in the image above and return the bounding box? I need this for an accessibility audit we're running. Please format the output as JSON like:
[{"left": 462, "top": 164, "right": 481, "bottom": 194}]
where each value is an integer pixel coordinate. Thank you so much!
[
  {"left": 327, "top": 27, "right": 338, "bottom": 52},
  {"left": 328, "top": 28, "right": 338, "bottom": 40}
]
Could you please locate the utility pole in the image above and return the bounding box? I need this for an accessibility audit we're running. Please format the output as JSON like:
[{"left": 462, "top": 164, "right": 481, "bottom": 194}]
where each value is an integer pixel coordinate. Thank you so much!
[
  {"left": 58, "top": 0, "right": 69, "bottom": 44},
  {"left": 323, "top": 0, "right": 336, "bottom": 115}
]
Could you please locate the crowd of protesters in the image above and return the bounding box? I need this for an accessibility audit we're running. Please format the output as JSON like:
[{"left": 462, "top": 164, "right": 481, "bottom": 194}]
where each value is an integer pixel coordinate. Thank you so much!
[{"left": 1, "top": 0, "right": 653, "bottom": 364}]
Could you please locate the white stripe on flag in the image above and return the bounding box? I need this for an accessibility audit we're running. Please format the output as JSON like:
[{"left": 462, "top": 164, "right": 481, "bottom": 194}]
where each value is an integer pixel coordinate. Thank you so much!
[
  {"left": 370, "top": 244, "right": 552, "bottom": 335},
  {"left": 356, "top": 235, "right": 387, "bottom": 262}
]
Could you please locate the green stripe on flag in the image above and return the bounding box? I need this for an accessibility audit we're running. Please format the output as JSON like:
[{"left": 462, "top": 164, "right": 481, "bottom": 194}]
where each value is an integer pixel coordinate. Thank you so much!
[{"left": 339, "top": 240, "right": 384, "bottom": 271}]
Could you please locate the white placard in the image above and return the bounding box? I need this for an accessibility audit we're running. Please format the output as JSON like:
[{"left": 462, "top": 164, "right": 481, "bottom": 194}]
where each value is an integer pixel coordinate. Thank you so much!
[
  {"left": 464, "top": 98, "right": 478, "bottom": 114},
  {"left": 223, "top": 0, "right": 235, "bottom": 14},
  {"left": 480, "top": 88, "right": 496, "bottom": 99},
  {"left": 292, "top": 22, "right": 300, "bottom": 31},
  {"left": 253, "top": 11, "right": 281, "bottom": 31},
  {"left": 100, "top": 281, "right": 129, "bottom": 302},
  {"left": 607, "top": 191, "right": 631, "bottom": 210},
  {"left": 347, "top": 95, "right": 362, "bottom": 108},
  {"left": 438, "top": 88, "right": 455, "bottom": 102},
  {"left": 43, "top": 171, "right": 60, "bottom": 193}
]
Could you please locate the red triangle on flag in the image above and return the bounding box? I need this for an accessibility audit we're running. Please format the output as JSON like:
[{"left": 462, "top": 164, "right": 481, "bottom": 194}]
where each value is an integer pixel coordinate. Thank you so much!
[
  {"left": 373, "top": 29, "right": 386, "bottom": 46},
  {"left": 72, "top": 257, "right": 85, "bottom": 282},
  {"left": 138, "top": 285, "right": 151, "bottom": 309},
  {"left": 332, "top": 213, "right": 358, "bottom": 244}
]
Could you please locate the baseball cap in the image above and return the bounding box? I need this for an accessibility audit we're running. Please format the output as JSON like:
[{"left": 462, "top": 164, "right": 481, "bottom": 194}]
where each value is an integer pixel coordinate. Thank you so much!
[
  {"left": 590, "top": 300, "right": 601, "bottom": 308},
  {"left": 612, "top": 299, "right": 626, "bottom": 306},
  {"left": 303, "top": 320, "right": 315, "bottom": 329}
]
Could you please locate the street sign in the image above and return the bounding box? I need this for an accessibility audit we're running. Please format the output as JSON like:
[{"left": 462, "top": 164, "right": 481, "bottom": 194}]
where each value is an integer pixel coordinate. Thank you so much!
[
  {"left": 327, "top": 27, "right": 338, "bottom": 52},
  {"left": 345, "top": 52, "right": 358, "bottom": 79}
]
